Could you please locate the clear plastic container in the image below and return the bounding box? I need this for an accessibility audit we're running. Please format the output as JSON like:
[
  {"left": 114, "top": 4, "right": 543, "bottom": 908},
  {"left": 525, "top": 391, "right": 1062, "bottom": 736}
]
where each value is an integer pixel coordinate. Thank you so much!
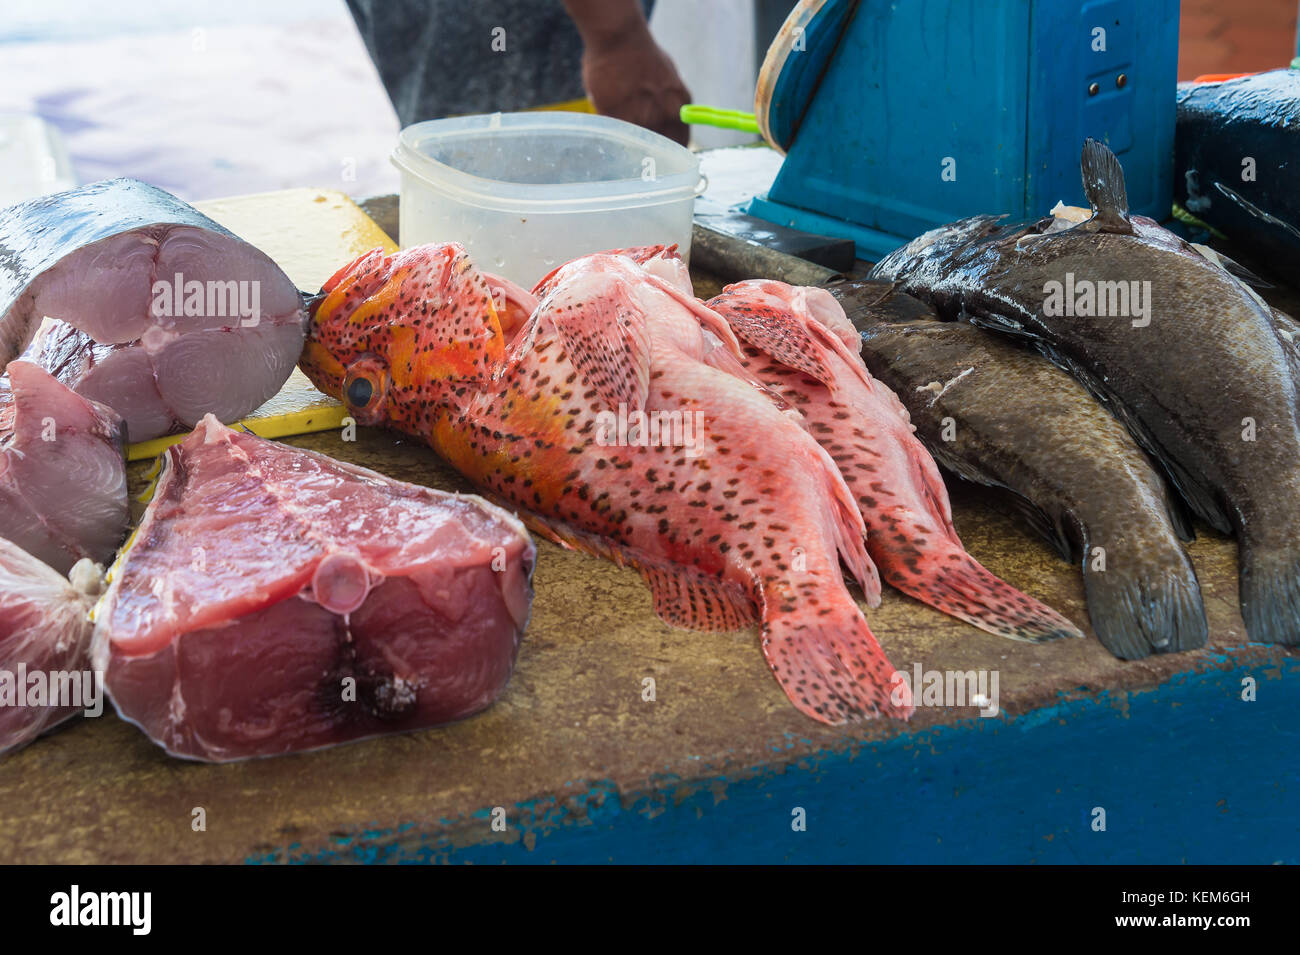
[{"left": 392, "top": 112, "right": 703, "bottom": 287}]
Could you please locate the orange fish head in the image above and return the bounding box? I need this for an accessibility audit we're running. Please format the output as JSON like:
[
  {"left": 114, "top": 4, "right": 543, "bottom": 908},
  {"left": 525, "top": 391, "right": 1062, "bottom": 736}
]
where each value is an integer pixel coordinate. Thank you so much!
[{"left": 300, "top": 243, "right": 510, "bottom": 421}]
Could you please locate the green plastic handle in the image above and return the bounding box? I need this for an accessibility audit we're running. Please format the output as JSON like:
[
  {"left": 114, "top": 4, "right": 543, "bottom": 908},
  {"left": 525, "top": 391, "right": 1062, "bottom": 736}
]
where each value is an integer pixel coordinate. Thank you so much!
[{"left": 680, "top": 104, "right": 760, "bottom": 134}]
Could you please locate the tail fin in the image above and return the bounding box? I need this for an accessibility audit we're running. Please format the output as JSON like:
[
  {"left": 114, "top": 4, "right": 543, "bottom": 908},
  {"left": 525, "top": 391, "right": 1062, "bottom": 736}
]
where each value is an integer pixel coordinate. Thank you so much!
[
  {"left": 1081, "top": 552, "right": 1208, "bottom": 659},
  {"left": 879, "top": 540, "right": 1083, "bottom": 643},
  {"left": 759, "top": 579, "right": 912, "bottom": 724},
  {"left": 1238, "top": 540, "right": 1300, "bottom": 646}
]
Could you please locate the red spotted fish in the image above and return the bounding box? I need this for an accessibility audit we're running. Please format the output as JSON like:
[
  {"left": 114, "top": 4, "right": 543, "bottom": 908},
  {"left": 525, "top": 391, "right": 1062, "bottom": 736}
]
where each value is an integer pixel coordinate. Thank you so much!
[
  {"left": 703, "top": 277, "right": 1082, "bottom": 643},
  {"left": 300, "top": 243, "right": 913, "bottom": 723}
]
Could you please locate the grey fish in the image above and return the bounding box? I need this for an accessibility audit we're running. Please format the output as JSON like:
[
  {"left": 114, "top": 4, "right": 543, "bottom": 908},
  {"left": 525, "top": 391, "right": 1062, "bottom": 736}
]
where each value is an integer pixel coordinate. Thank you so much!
[
  {"left": 870, "top": 139, "right": 1300, "bottom": 647},
  {"left": 837, "top": 280, "right": 1207, "bottom": 659}
]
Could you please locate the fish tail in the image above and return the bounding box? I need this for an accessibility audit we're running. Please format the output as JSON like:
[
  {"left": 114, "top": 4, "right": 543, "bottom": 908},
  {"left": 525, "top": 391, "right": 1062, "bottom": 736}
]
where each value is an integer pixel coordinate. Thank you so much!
[
  {"left": 1081, "top": 549, "right": 1208, "bottom": 658},
  {"left": 878, "top": 538, "right": 1084, "bottom": 643},
  {"left": 1238, "top": 538, "right": 1300, "bottom": 646},
  {"left": 759, "top": 576, "right": 912, "bottom": 724}
]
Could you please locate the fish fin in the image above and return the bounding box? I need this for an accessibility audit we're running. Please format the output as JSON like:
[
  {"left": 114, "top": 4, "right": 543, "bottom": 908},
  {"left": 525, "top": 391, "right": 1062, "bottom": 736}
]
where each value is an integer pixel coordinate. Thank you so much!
[
  {"left": 924, "top": 440, "right": 1079, "bottom": 561},
  {"left": 509, "top": 504, "right": 758, "bottom": 632},
  {"left": 1079, "top": 139, "right": 1135, "bottom": 235},
  {"left": 643, "top": 273, "right": 747, "bottom": 358},
  {"left": 709, "top": 284, "right": 850, "bottom": 389},
  {"left": 758, "top": 578, "right": 912, "bottom": 724},
  {"left": 542, "top": 278, "right": 652, "bottom": 413},
  {"left": 699, "top": 335, "right": 795, "bottom": 413},
  {"left": 1164, "top": 494, "right": 1197, "bottom": 543},
  {"left": 636, "top": 562, "right": 759, "bottom": 632},
  {"left": 812, "top": 437, "right": 881, "bottom": 606},
  {"left": 876, "top": 537, "right": 1083, "bottom": 643},
  {"left": 1239, "top": 537, "right": 1300, "bottom": 646},
  {"left": 1187, "top": 242, "right": 1273, "bottom": 288},
  {"left": 1082, "top": 549, "right": 1207, "bottom": 659}
]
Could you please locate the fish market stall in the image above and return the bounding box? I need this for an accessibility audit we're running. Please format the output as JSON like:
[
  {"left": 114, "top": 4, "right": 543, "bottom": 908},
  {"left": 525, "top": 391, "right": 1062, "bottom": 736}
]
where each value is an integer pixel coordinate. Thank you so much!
[
  {"left": 2, "top": 0, "right": 1300, "bottom": 867},
  {"left": 1, "top": 180, "right": 1296, "bottom": 864}
]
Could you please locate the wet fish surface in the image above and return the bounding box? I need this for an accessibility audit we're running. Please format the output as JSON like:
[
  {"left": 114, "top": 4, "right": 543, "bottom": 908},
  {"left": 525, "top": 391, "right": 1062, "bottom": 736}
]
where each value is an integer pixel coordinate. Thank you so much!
[
  {"left": 92, "top": 416, "right": 535, "bottom": 762},
  {"left": 840, "top": 280, "right": 1207, "bottom": 659},
  {"left": 0, "top": 178, "right": 305, "bottom": 441},
  {"left": 0, "top": 356, "right": 128, "bottom": 574},
  {"left": 0, "top": 540, "right": 103, "bottom": 757},
  {"left": 1175, "top": 69, "right": 1300, "bottom": 277},
  {"left": 301, "top": 243, "right": 915, "bottom": 724},
  {"left": 870, "top": 140, "right": 1300, "bottom": 646},
  {"left": 705, "top": 276, "right": 1082, "bottom": 645}
]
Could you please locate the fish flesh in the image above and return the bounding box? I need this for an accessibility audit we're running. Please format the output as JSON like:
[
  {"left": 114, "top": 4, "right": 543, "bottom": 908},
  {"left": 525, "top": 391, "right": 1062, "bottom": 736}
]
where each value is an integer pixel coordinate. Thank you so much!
[
  {"left": 0, "top": 356, "right": 128, "bottom": 574},
  {"left": 0, "top": 178, "right": 305, "bottom": 441},
  {"left": 0, "top": 539, "right": 104, "bottom": 756},
  {"left": 871, "top": 140, "right": 1300, "bottom": 646},
  {"left": 841, "top": 280, "right": 1207, "bottom": 659},
  {"left": 302, "top": 243, "right": 914, "bottom": 724},
  {"left": 92, "top": 416, "right": 535, "bottom": 762},
  {"left": 1175, "top": 69, "right": 1300, "bottom": 277},
  {"left": 705, "top": 278, "right": 1082, "bottom": 644}
]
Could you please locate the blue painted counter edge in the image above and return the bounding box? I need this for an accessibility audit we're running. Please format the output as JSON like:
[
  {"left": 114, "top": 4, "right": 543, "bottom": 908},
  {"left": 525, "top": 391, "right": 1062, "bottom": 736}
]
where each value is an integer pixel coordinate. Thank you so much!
[{"left": 249, "top": 656, "right": 1300, "bottom": 864}]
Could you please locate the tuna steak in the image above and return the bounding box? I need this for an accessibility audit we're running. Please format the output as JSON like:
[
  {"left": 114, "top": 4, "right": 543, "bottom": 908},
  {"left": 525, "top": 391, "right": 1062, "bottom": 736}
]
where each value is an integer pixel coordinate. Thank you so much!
[
  {"left": 301, "top": 243, "right": 914, "bottom": 724},
  {"left": 0, "top": 539, "right": 104, "bottom": 756},
  {"left": 871, "top": 140, "right": 1300, "bottom": 647},
  {"left": 92, "top": 416, "right": 535, "bottom": 762},
  {"left": 0, "top": 178, "right": 305, "bottom": 441},
  {"left": 706, "top": 278, "right": 1082, "bottom": 644},
  {"left": 0, "top": 356, "right": 128, "bottom": 574},
  {"left": 842, "top": 281, "right": 1208, "bottom": 659}
]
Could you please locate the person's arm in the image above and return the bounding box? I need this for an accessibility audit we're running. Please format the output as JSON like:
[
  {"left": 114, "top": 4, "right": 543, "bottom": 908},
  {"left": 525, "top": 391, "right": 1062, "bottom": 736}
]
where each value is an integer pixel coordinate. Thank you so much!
[{"left": 563, "top": 0, "right": 692, "bottom": 145}]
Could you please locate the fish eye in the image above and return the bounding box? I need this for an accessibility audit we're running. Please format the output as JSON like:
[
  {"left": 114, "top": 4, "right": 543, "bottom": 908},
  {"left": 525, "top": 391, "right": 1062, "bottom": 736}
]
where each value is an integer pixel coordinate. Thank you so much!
[{"left": 347, "top": 375, "right": 374, "bottom": 408}]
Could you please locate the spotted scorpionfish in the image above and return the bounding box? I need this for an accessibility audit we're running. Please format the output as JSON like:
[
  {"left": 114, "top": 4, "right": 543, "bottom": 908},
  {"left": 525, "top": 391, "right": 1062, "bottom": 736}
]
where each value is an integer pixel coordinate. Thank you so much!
[{"left": 302, "top": 243, "right": 913, "bottom": 723}]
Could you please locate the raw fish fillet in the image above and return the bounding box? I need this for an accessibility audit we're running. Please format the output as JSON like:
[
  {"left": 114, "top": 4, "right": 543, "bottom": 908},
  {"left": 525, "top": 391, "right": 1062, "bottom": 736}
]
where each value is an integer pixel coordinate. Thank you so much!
[
  {"left": 0, "top": 539, "right": 103, "bottom": 757},
  {"left": 92, "top": 416, "right": 535, "bottom": 762},
  {"left": 0, "top": 179, "right": 305, "bottom": 441},
  {"left": 0, "top": 357, "right": 129, "bottom": 574}
]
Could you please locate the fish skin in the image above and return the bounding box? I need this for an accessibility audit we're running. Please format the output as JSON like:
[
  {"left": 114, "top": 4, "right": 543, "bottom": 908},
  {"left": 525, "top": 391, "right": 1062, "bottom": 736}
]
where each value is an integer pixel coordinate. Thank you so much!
[
  {"left": 841, "top": 280, "right": 1208, "bottom": 659},
  {"left": 706, "top": 278, "right": 1083, "bottom": 645},
  {"left": 301, "top": 243, "right": 914, "bottom": 724},
  {"left": 871, "top": 139, "right": 1300, "bottom": 647},
  {"left": 1175, "top": 69, "right": 1300, "bottom": 278},
  {"left": 0, "top": 178, "right": 306, "bottom": 441}
]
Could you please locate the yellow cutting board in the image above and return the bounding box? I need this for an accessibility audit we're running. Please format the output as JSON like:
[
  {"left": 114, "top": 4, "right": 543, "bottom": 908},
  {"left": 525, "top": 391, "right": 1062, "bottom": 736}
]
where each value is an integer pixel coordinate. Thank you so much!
[{"left": 124, "top": 189, "right": 398, "bottom": 461}]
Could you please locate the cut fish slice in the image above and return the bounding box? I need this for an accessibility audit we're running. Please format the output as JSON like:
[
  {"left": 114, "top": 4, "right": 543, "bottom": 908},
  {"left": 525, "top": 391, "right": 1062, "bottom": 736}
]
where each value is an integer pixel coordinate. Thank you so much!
[
  {"left": 0, "top": 358, "right": 129, "bottom": 574},
  {"left": 0, "top": 539, "right": 104, "bottom": 757},
  {"left": 92, "top": 416, "right": 536, "bottom": 762},
  {"left": 0, "top": 178, "right": 306, "bottom": 441}
]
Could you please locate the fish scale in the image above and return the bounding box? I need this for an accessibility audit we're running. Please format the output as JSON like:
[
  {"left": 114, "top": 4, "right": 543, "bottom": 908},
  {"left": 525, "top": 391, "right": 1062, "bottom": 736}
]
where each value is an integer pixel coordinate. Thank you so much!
[
  {"left": 705, "top": 277, "right": 1082, "bottom": 645},
  {"left": 871, "top": 139, "right": 1300, "bottom": 648},
  {"left": 302, "top": 244, "right": 914, "bottom": 723}
]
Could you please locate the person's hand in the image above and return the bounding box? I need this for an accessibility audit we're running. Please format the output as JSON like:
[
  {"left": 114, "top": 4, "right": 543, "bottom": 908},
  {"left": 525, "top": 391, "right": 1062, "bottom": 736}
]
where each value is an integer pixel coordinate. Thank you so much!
[{"left": 580, "top": 24, "right": 692, "bottom": 145}]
